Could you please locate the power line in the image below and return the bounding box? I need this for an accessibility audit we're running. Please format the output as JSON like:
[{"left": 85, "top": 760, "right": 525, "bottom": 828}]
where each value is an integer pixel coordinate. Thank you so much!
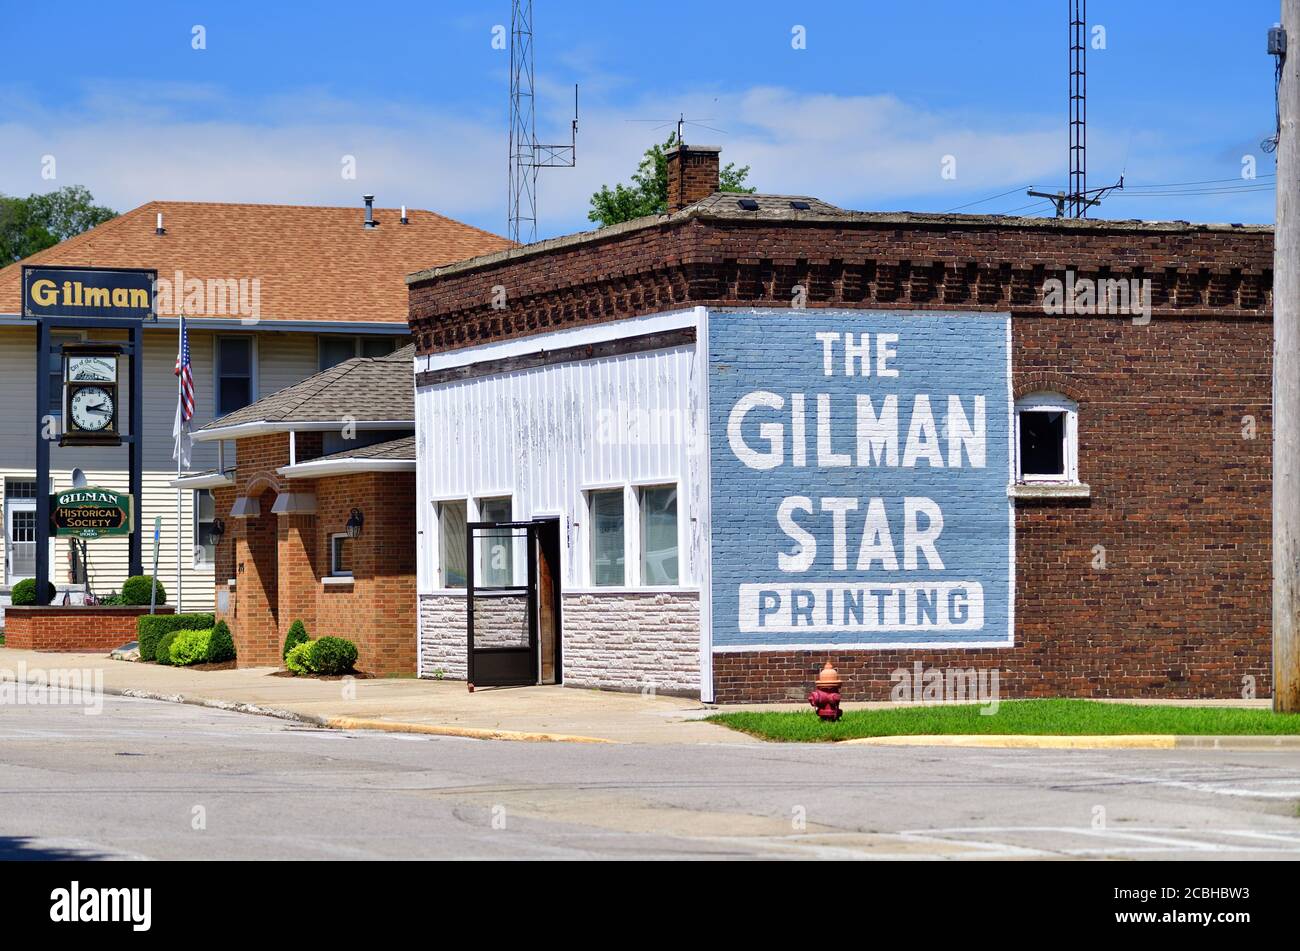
[{"left": 942, "top": 185, "right": 1034, "bottom": 213}]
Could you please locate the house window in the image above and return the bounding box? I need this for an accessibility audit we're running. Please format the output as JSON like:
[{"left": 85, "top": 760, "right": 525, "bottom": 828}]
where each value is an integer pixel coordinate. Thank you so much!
[
  {"left": 589, "top": 490, "right": 625, "bottom": 586},
  {"left": 1016, "top": 393, "right": 1079, "bottom": 483},
  {"left": 194, "top": 489, "right": 217, "bottom": 568},
  {"left": 438, "top": 500, "right": 468, "bottom": 589},
  {"left": 216, "top": 336, "right": 254, "bottom": 416},
  {"left": 319, "top": 335, "right": 399, "bottom": 371},
  {"left": 477, "top": 497, "right": 513, "bottom": 587},
  {"left": 330, "top": 533, "right": 352, "bottom": 577},
  {"left": 639, "top": 485, "right": 679, "bottom": 586}
]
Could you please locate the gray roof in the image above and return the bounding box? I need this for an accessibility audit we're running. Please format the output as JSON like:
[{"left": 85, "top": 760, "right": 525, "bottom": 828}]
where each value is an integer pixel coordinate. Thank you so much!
[
  {"left": 310, "top": 434, "right": 415, "bottom": 464},
  {"left": 201, "top": 345, "right": 414, "bottom": 432},
  {"left": 409, "top": 191, "right": 1274, "bottom": 285}
]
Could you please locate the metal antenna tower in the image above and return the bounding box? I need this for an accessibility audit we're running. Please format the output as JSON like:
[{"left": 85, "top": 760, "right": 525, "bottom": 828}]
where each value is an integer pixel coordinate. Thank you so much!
[
  {"left": 508, "top": 0, "right": 577, "bottom": 244},
  {"left": 1068, "top": 0, "right": 1087, "bottom": 218}
]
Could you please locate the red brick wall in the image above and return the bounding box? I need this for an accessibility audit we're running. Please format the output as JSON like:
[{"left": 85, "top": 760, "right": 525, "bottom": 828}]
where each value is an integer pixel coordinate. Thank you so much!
[
  {"left": 410, "top": 214, "right": 1276, "bottom": 702},
  {"left": 666, "top": 146, "right": 721, "bottom": 212},
  {"left": 6, "top": 606, "right": 175, "bottom": 652},
  {"left": 212, "top": 432, "right": 417, "bottom": 676}
]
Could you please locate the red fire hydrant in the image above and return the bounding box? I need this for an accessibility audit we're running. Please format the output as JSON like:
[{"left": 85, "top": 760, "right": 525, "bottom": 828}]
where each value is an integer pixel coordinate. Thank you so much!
[{"left": 808, "top": 662, "right": 843, "bottom": 722}]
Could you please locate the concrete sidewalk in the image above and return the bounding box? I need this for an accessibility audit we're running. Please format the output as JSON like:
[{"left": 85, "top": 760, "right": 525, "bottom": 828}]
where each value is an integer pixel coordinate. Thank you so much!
[{"left": 0, "top": 647, "right": 753, "bottom": 745}]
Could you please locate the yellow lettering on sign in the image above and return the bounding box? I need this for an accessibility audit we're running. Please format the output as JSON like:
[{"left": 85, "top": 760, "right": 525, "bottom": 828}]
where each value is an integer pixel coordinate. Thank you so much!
[{"left": 30, "top": 279, "right": 58, "bottom": 306}]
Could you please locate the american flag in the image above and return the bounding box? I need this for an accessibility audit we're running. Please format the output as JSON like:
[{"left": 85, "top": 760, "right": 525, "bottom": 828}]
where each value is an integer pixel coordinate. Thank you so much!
[
  {"left": 172, "top": 316, "right": 194, "bottom": 469},
  {"left": 174, "top": 316, "right": 195, "bottom": 422}
]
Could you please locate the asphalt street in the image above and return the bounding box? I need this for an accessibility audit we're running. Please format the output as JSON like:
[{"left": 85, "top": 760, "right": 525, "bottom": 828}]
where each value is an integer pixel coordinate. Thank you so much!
[{"left": 3, "top": 693, "right": 1300, "bottom": 860}]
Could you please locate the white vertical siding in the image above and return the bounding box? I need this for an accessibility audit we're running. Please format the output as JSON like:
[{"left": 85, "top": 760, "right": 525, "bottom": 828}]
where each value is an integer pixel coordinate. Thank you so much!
[{"left": 415, "top": 316, "right": 709, "bottom": 594}]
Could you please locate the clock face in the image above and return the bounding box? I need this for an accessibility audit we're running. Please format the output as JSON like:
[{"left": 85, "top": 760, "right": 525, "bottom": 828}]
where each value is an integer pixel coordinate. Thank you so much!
[{"left": 69, "top": 386, "right": 115, "bottom": 432}]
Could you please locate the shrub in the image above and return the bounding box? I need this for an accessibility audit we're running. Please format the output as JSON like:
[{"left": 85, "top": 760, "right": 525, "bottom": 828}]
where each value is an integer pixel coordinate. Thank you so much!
[
  {"left": 154, "top": 630, "right": 182, "bottom": 666},
  {"left": 283, "top": 620, "right": 309, "bottom": 661},
  {"left": 137, "top": 613, "right": 215, "bottom": 662},
  {"left": 308, "top": 637, "right": 358, "bottom": 676},
  {"left": 206, "top": 621, "right": 236, "bottom": 663},
  {"left": 121, "top": 575, "right": 166, "bottom": 606},
  {"left": 11, "top": 578, "right": 55, "bottom": 606},
  {"left": 285, "top": 641, "right": 314, "bottom": 676},
  {"left": 169, "top": 629, "right": 213, "bottom": 667}
]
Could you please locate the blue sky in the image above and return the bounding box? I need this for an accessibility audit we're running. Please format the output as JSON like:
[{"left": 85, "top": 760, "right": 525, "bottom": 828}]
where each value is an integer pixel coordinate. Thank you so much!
[{"left": 0, "top": 0, "right": 1280, "bottom": 239}]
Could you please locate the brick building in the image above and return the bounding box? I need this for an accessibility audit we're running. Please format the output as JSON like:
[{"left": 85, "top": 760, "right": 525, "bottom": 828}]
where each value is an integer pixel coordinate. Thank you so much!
[
  {"left": 192, "top": 349, "right": 416, "bottom": 675},
  {"left": 406, "top": 144, "right": 1274, "bottom": 703}
]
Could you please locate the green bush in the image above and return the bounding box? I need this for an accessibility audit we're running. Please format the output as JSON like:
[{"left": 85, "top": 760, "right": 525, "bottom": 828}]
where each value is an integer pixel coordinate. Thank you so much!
[
  {"left": 137, "top": 613, "right": 215, "bottom": 662},
  {"left": 283, "top": 619, "right": 309, "bottom": 661},
  {"left": 206, "top": 621, "right": 236, "bottom": 663},
  {"left": 169, "top": 629, "right": 213, "bottom": 667},
  {"left": 154, "top": 630, "right": 182, "bottom": 666},
  {"left": 11, "top": 578, "right": 55, "bottom": 606},
  {"left": 285, "top": 640, "right": 314, "bottom": 676},
  {"left": 307, "top": 637, "right": 358, "bottom": 676},
  {"left": 121, "top": 575, "right": 166, "bottom": 606}
]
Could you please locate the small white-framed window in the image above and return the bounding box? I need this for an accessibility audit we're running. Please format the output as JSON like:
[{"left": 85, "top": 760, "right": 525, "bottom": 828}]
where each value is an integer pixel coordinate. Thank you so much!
[
  {"left": 194, "top": 489, "right": 217, "bottom": 569},
  {"left": 1015, "top": 393, "right": 1079, "bottom": 484},
  {"left": 587, "top": 489, "right": 625, "bottom": 587},
  {"left": 637, "top": 484, "right": 679, "bottom": 586},
  {"left": 330, "top": 533, "right": 353, "bottom": 578},
  {"left": 437, "top": 500, "right": 468, "bottom": 589}
]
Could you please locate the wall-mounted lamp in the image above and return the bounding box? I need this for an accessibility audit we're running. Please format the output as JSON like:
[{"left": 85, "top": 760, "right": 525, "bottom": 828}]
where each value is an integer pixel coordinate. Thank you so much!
[
  {"left": 209, "top": 518, "right": 226, "bottom": 543},
  {"left": 346, "top": 508, "right": 364, "bottom": 539}
]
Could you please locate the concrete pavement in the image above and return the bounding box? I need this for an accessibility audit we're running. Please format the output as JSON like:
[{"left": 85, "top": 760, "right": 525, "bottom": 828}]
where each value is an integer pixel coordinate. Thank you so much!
[
  {"left": 0, "top": 646, "right": 748, "bottom": 745},
  {"left": 3, "top": 692, "right": 1300, "bottom": 860}
]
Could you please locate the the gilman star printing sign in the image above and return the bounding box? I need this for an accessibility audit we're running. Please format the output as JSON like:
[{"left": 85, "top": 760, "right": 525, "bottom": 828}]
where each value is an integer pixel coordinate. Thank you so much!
[
  {"left": 22, "top": 266, "right": 155, "bottom": 321},
  {"left": 50, "top": 487, "right": 133, "bottom": 539},
  {"left": 708, "top": 309, "right": 1013, "bottom": 649}
]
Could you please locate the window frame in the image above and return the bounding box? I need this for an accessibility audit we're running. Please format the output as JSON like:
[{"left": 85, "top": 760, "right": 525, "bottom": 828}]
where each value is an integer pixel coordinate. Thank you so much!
[
  {"left": 214, "top": 334, "right": 256, "bottom": 417},
  {"left": 1015, "top": 393, "right": 1079, "bottom": 485},
  {"left": 193, "top": 488, "right": 217, "bottom": 570},
  {"left": 318, "top": 335, "right": 399, "bottom": 372},
  {"left": 636, "top": 482, "right": 681, "bottom": 588},
  {"left": 435, "top": 497, "right": 470, "bottom": 590},
  {"left": 585, "top": 487, "right": 628, "bottom": 588},
  {"left": 48, "top": 330, "right": 86, "bottom": 416},
  {"left": 329, "top": 532, "right": 353, "bottom": 578}
]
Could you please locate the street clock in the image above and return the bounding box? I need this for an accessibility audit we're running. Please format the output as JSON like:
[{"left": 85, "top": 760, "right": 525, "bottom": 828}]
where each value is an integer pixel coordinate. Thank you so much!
[{"left": 62, "top": 344, "right": 121, "bottom": 446}]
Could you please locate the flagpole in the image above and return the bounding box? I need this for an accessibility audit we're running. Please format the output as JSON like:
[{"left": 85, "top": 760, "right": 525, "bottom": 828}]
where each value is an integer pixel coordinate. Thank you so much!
[{"left": 176, "top": 316, "right": 184, "bottom": 615}]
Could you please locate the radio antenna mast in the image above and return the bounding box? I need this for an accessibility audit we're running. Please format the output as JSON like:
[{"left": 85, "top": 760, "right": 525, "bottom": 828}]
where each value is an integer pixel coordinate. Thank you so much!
[
  {"left": 1069, "top": 0, "right": 1087, "bottom": 217},
  {"left": 508, "top": 0, "right": 577, "bottom": 244}
]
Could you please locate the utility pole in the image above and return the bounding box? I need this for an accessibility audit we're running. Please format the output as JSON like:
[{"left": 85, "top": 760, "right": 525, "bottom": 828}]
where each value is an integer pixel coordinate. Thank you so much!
[{"left": 1275, "top": 0, "right": 1300, "bottom": 712}]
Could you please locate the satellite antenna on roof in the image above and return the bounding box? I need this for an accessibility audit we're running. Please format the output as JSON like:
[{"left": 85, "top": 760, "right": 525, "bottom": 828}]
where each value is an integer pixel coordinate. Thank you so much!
[{"left": 508, "top": 0, "right": 578, "bottom": 244}]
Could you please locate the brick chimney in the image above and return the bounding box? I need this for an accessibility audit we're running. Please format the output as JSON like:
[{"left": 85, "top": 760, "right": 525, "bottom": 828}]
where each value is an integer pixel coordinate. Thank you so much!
[{"left": 665, "top": 144, "right": 722, "bottom": 212}]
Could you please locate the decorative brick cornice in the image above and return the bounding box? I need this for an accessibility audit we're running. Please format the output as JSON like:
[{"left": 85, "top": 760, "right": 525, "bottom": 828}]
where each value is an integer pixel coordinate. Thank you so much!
[{"left": 408, "top": 217, "right": 1274, "bottom": 356}]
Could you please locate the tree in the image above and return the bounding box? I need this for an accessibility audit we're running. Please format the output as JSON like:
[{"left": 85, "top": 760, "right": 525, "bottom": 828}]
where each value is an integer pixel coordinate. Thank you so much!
[
  {"left": 0, "top": 186, "right": 117, "bottom": 265},
  {"left": 588, "top": 133, "right": 755, "bottom": 228}
]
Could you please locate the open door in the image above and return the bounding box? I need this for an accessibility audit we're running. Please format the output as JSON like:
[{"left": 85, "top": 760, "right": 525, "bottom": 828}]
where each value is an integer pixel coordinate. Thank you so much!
[{"left": 466, "top": 518, "right": 562, "bottom": 690}]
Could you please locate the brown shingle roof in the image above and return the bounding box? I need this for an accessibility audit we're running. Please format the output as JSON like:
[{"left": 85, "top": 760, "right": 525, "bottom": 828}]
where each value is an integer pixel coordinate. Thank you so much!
[
  {"left": 1, "top": 200, "right": 510, "bottom": 322},
  {"left": 199, "top": 346, "right": 413, "bottom": 432},
  {"left": 311, "top": 434, "right": 415, "bottom": 464}
]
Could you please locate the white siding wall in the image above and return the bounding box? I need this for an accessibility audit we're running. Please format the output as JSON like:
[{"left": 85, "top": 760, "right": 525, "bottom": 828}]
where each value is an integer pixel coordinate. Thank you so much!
[
  {"left": 0, "top": 325, "right": 369, "bottom": 613},
  {"left": 414, "top": 310, "right": 710, "bottom": 594}
]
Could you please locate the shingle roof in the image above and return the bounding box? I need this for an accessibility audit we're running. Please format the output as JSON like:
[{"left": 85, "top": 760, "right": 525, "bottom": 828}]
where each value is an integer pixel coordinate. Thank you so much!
[
  {"left": 1, "top": 200, "right": 511, "bottom": 322},
  {"left": 200, "top": 346, "right": 414, "bottom": 432},
  {"left": 311, "top": 434, "right": 415, "bottom": 464}
]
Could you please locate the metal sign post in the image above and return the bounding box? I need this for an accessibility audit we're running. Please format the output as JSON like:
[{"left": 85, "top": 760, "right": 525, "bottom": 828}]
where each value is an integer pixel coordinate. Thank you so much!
[{"left": 150, "top": 516, "right": 161, "bottom": 614}]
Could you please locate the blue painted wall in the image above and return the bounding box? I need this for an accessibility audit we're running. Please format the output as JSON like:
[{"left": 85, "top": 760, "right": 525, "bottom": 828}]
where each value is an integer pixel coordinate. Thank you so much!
[{"left": 707, "top": 309, "right": 1013, "bottom": 649}]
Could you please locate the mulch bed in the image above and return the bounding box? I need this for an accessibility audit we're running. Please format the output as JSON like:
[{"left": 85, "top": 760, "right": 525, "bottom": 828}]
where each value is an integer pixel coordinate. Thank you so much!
[{"left": 269, "top": 670, "right": 374, "bottom": 680}]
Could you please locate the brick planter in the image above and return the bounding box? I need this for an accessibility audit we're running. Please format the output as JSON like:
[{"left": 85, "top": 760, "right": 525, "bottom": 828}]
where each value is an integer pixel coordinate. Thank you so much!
[{"left": 3, "top": 606, "right": 175, "bottom": 652}]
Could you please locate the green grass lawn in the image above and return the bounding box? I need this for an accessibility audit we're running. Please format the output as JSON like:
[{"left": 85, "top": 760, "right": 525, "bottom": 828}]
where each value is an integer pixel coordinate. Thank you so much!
[{"left": 707, "top": 699, "right": 1300, "bottom": 743}]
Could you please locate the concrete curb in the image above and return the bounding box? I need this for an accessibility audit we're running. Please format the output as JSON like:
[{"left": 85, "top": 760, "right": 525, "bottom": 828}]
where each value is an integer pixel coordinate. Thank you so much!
[
  {"left": 841, "top": 733, "right": 1300, "bottom": 749},
  {"left": 0, "top": 671, "right": 619, "bottom": 744}
]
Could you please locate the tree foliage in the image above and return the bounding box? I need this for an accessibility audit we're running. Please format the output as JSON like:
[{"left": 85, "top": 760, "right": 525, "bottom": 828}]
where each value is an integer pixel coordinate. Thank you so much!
[
  {"left": 588, "top": 133, "right": 754, "bottom": 228},
  {"left": 0, "top": 186, "right": 117, "bottom": 265}
]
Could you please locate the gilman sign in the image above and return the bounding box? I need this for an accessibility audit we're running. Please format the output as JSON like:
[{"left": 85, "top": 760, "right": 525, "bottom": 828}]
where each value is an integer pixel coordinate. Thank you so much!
[{"left": 708, "top": 309, "right": 1014, "bottom": 649}]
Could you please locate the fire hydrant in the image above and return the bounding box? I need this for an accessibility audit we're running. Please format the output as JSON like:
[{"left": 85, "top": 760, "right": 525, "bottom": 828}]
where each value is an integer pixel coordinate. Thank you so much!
[{"left": 808, "top": 662, "right": 843, "bottom": 722}]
